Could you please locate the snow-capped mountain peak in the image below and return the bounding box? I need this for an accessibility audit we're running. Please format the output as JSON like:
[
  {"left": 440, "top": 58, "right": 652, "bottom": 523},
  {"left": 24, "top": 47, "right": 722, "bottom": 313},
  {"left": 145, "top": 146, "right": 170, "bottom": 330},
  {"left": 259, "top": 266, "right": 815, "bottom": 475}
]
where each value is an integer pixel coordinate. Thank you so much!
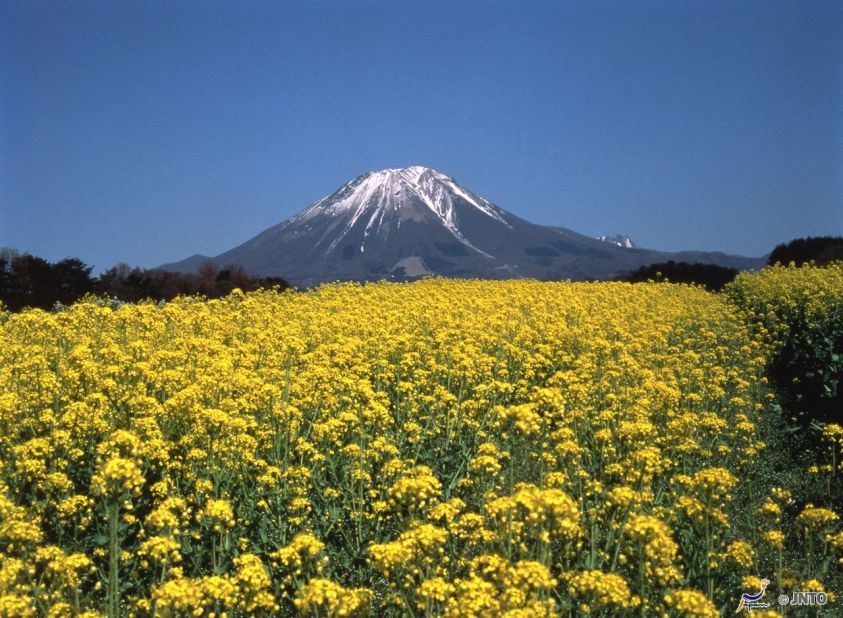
[
  {"left": 302, "top": 166, "right": 509, "bottom": 223},
  {"left": 291, "top": 166, "right": 512, "bottom": 257}
]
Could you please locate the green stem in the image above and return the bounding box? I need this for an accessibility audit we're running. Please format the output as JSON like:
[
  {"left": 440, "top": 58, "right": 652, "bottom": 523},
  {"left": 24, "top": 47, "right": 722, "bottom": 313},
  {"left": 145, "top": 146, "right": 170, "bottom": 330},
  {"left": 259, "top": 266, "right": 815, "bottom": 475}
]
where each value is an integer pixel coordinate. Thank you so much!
[
  {"left": 107, "top": 500, "right": 120, "bottom": 618},
  {"left": 638, "top": 543, "right": 646, "bottom": 618},
  {"left": 704, "top": 505, "right": 713, "bottom": 600}
]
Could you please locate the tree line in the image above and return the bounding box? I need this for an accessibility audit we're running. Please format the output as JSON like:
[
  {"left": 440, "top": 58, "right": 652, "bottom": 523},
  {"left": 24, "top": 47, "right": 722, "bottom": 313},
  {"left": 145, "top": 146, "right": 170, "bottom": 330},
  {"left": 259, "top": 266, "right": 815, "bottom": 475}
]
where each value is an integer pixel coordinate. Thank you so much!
[
  {"left": 0, "top": 249, "right": 289, "bottom": 312},
  {"left": 2, "top": 236, "right": 840, "bottom": 311},
  {"left": 617, "top": 236, "right": 843, "bottom": 291}
]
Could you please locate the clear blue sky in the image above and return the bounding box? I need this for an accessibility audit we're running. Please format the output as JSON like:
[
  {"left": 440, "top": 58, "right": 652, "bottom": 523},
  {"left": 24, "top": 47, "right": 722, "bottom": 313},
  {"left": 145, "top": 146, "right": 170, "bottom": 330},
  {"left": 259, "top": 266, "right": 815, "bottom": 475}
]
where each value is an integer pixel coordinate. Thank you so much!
[{"left": 1, "top": 0, "right": 841, "bottom": 272}]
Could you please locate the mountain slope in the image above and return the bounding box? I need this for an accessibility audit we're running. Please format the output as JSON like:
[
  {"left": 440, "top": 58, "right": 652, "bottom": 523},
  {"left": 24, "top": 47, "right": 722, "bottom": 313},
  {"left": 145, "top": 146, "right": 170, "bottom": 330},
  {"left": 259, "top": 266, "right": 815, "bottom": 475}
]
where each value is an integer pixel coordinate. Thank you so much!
[{"left": 160, "top": 166, "right": 764, "bottom": 285}]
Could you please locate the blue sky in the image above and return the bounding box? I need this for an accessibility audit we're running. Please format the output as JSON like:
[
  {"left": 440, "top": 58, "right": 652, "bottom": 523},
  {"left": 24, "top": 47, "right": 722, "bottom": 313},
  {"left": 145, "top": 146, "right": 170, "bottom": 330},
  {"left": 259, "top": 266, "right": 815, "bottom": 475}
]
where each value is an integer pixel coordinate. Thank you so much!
[{"left": 1, "top": 0, "right": 841, "bottom": 271}]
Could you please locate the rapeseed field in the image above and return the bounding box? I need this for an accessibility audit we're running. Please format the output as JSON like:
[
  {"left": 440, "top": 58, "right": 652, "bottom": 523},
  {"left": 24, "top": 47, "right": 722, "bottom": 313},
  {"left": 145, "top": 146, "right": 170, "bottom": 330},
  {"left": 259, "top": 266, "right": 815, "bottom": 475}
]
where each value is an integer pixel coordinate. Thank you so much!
[{"left": 0, "top": 272, "right": 840, "bottom": 616}]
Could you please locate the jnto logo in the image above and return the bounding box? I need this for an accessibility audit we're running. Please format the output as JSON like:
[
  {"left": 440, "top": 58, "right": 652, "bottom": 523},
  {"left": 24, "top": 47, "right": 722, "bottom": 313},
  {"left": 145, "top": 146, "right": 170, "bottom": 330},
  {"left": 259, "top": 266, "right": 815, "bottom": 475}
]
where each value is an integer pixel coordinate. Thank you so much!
[{"left": 735, "top": 578, "right": 771, "bottom": 613}]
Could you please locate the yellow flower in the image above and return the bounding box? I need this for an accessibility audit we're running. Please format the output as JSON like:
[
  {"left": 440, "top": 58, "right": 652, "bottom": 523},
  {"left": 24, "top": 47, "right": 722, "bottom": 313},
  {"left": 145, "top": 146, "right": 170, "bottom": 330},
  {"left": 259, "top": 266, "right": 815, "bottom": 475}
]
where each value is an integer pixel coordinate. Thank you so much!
[
  {"left": 138, "top": 536, "right": 181, "bottom": 568},
  {"left": 417, "top": 577, "right": 455, "bottom": 609},
  {"left": 388, "top": 466, "right": 442, "bottom": 514},
  {"left": 721, "top": 540, "right": 754, "bottom": 570},
  {"left": 197, "top": 499, "right": 235, "bottom": 530},
  {"left": 470, "top": 442, "right": 504, "bottom": 476},
  {"left": 763, "top": 530, "right": 785, "bottom": 549},
  {"left": 271, "top": 533, "right": 327, "bottom": 584},
  {"left": 368, "top": 524, "right": 447, "bottom": 581},
  {"left": 623, "top": 514, "right": 682, "bottom": 586},
  {"left": 796, "top": 504, "right": 839, "bottom": 535},
  {"left": 664, "top": 589, "right": 719, "bottom": 617},
  {"left": 565, "top": 569, "right": 635, "bottom": 609},
  {"left": 90, "top": 456, "right": 144, "bottom": 497},
  {"left": 293, "top": 578, "right": 371, "bottom": 617}
]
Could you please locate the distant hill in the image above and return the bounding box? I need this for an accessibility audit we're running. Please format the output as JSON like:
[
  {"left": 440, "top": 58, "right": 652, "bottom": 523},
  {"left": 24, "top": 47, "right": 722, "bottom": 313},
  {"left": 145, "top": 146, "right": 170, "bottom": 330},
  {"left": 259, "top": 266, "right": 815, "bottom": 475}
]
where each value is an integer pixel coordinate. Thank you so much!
[{"left": 160, "top": 166, "right": 765, "bottom": 286}]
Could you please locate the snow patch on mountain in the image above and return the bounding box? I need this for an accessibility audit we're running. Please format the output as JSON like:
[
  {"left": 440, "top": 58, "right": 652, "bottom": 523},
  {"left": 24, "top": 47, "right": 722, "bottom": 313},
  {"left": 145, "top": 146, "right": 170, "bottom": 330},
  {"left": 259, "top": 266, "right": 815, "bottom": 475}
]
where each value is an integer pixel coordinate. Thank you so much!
[{"left": 598, "top": 234, "right": 637, "bottom": 249}]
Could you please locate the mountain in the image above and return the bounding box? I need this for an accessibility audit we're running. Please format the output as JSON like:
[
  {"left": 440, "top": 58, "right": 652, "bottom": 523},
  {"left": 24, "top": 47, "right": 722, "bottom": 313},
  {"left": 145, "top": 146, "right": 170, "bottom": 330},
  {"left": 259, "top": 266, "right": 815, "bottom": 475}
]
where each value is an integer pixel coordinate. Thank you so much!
[
  {"left": 160, "top": 166, "right": 764, "bottom": 286},
  {"left": 598, "top": 234, "right": 637, "bottom": 249}
]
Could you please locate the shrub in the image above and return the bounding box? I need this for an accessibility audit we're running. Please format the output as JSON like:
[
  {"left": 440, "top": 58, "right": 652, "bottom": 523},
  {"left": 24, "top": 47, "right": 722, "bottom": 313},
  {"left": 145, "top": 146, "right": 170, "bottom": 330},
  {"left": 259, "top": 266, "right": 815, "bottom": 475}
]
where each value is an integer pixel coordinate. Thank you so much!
[{"left": 726, "top": 263, "right": 843, "bottom": 425}]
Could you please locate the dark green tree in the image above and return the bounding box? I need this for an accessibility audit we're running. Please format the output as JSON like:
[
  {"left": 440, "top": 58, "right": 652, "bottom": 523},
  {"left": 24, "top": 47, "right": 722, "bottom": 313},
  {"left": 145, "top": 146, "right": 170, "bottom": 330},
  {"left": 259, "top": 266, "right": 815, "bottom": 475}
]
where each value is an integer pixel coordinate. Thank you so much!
[
  {"left": 768, "top": 236, "right": 843, "bottom": 267},
  {"left": 618, "top": 261, "right": 739, "bottom": 291}
]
